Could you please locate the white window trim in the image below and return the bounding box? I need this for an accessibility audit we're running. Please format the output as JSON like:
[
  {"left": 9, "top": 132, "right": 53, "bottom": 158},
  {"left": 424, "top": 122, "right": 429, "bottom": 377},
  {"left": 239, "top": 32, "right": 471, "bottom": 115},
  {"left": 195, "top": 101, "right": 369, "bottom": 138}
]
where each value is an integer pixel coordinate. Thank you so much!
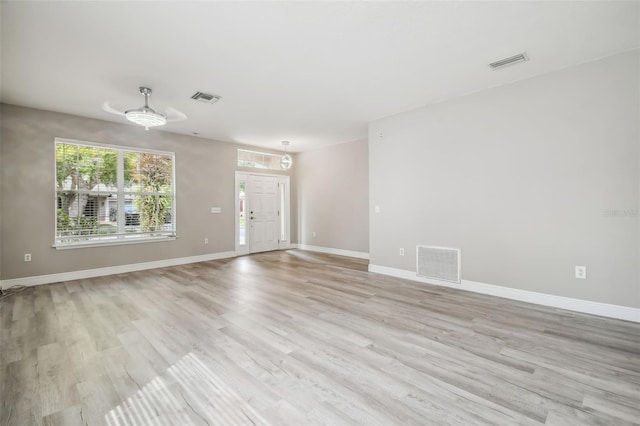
[
  {"left": 237, "top": 148, "right": 291, "bottom": 171},
  {"left": 53, "top": 236, "right": 177, "bottom": 250},
  {"left": 54, "top": 138, "right": 177, "bottom": 249}
]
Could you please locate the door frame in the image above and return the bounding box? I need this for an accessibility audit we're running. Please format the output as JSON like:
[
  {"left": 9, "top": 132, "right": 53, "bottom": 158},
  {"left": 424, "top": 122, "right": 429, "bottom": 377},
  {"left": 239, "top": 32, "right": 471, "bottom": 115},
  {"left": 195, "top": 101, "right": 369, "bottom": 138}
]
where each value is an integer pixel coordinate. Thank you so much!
[{"left": 235, "top": 171, "right": 291, "bottom": 255}]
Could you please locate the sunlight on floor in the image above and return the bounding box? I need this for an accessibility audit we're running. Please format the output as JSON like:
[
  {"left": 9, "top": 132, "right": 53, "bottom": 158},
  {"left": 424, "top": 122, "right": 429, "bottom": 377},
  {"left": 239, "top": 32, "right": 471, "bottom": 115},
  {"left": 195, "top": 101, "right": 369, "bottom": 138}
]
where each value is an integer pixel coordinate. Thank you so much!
[{"left": 105, "top": 352, "right": 267, "bottom": 425}]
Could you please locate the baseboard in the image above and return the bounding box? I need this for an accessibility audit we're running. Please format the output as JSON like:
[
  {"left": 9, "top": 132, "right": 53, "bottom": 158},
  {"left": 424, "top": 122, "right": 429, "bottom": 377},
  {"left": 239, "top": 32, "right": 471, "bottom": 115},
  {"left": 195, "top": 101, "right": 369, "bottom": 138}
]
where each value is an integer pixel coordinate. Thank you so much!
[
  {"left": 368, "top": 264, "right": 640, "bottom": 323},
  {"left": 293, "top": 244, "right": 370, "bottom": 260},
  {"left": 0, "top": 251, "right": 237, "bottom": 289},
  {"left": 7, "top": 252, "right": 634, "bottom": 323}
]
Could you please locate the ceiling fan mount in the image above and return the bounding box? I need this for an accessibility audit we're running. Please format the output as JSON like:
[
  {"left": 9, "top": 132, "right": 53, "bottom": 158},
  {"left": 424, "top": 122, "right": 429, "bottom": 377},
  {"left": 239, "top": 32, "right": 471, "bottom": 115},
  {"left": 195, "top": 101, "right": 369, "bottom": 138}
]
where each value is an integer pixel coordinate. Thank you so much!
[
  {"left": 103, "top": 86, "right": 187, "bottom": 130},
  {"left": 124, "top": 87, "right": 166, "bottom": 130}
]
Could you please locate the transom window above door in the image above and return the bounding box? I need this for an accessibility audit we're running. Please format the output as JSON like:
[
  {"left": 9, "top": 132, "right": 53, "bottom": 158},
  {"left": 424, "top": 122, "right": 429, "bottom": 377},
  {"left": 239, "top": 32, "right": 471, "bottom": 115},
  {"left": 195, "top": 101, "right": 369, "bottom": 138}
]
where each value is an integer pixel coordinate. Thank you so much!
[{"left": 237, "top": 149, "right": 292, "bottom": 170}]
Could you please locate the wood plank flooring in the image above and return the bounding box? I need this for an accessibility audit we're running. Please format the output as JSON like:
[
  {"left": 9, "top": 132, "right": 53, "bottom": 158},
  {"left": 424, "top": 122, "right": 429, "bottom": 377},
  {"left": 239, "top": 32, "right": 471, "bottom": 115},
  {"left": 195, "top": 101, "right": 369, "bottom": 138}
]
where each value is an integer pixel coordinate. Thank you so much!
[{"left": 1, "top": 249, "right": 639, "bottom": 425}]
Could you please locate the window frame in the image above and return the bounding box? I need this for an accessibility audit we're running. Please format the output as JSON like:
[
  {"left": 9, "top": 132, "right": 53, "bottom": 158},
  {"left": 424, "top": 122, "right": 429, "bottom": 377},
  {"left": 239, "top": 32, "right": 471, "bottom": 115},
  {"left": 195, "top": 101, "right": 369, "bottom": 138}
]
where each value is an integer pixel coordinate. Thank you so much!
[
  {"left": 54, "top": 138, "right": 177, "bottom": 249},
  {"left": 237, "top": 148, "right": 291, "bottom": 170}
]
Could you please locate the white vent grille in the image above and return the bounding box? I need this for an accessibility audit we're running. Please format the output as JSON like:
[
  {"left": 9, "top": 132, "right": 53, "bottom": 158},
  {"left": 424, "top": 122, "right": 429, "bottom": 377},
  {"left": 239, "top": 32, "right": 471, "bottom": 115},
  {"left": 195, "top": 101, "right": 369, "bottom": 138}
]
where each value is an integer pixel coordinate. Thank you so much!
[
  {"left": 489, "top": 53, "right": 528, "bottom": 70},
  {"left": 191, "top": 92, "right": 221, "bottom": 104},
  {"left": 417, "top": 245, "right": 461, "bottom": 284}
]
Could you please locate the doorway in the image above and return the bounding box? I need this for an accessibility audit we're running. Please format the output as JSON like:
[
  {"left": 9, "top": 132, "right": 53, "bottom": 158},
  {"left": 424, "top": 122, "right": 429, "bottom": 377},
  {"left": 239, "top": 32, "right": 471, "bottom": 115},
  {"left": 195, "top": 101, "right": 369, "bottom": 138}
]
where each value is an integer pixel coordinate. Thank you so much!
[{"left": 235, "top": 172, "right": 290, "bottom": 255}]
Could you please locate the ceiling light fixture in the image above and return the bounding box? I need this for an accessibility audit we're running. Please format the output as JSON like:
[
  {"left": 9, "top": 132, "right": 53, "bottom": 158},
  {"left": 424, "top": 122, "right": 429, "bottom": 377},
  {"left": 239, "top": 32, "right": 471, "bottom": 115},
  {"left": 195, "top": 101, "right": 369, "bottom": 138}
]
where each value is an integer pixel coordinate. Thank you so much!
[
  {"left": 280, "top": 141, "right": 293, "bottom": 170},
  {"left": 125, "top": 87, "right": 167, "bottom": 130}
]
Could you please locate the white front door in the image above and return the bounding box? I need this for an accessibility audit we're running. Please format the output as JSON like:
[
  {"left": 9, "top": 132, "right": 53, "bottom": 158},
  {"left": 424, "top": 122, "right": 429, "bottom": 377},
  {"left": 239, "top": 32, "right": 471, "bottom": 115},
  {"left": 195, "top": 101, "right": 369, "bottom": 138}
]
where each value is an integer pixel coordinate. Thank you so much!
[
  {"left": 248, "top": 174, "right": 280, "bottom": 253},
  {"left": 235, "top": 172, "right": 290, "bottom": 255}
]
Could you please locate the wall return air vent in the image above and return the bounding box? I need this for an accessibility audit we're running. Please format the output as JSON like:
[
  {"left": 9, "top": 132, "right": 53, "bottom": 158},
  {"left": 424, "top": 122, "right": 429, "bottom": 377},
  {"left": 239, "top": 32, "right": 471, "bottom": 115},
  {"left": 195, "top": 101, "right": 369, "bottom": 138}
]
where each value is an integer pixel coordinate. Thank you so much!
[
  {"left": 416, "top": 245, "right": 461, "bottom": 284},
  {"left": 489, "top": 53, "right": 528, "bottom": 70}
]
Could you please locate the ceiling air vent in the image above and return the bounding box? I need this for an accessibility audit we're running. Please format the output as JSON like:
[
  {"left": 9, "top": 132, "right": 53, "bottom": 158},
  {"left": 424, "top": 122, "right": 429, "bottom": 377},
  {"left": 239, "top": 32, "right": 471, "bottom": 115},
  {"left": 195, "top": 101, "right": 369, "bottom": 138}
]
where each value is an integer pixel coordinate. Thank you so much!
[
  {"left": 489, "top": 53, "right": 528, "bottom": 70},
  {"left": 191, "top": 92, "right": 221, "bottom": 104}
]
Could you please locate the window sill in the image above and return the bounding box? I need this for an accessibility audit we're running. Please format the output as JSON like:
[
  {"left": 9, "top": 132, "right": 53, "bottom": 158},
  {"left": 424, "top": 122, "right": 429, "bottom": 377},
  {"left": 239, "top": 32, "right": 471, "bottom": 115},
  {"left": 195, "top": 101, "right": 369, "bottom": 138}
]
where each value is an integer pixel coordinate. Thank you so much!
[{"left": 54, "top": 236, "right": 177, "bottom": 250}]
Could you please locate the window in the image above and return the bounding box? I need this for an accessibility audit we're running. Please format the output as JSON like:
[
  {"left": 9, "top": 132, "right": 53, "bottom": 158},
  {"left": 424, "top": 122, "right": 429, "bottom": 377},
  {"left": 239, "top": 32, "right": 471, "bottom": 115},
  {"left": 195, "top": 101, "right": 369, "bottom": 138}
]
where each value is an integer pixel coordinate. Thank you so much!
[
  {"left": 279, "top": 182, "right": 287, "bottom": 242},
  {"left": 237, "top": 149, "right": 292, "bottom": 170},
  {"left": 238, "top": 179, "right": 246, "bottom": 246},
  {"left": 55, "top": 138, "right": 176, "bottom": 247}
]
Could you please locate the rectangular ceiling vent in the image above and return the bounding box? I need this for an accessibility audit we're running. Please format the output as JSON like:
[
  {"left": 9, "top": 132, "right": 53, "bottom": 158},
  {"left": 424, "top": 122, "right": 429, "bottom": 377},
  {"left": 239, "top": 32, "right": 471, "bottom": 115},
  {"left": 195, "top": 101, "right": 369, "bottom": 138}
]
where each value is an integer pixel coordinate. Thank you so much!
[
  {"left": 417, "top": 245, "right": 461, "bottom": 284},
  {"left": 489, "top": 53, "right": 528, "bottom": 70},
  {"left": 191, "top": 92, "right": 221, "bottom": 104}
]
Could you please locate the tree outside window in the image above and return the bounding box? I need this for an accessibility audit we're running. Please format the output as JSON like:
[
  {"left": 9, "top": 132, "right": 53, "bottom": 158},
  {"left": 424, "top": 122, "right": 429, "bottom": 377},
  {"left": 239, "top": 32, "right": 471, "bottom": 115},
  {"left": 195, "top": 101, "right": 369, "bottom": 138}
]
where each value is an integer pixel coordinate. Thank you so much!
[{"left": 55, "top": 139, "right": 175, "bottom": 246}]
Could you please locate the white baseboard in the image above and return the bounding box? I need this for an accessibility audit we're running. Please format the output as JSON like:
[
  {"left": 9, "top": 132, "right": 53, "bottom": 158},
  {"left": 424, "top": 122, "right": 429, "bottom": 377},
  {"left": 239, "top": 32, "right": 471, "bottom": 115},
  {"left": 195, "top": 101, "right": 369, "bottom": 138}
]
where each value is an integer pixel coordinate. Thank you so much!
[
  {"left": 293, "top": 244, "right": 370, "bottom": 260},
  {"left": 6, "top": 251, "right": 634, "bottom": 323},
  {"left": 1, "top": 251, "right": 237, "bottom": 289},
  {"left": 368, "top": 264, "right": 640, "bottom": 323}
]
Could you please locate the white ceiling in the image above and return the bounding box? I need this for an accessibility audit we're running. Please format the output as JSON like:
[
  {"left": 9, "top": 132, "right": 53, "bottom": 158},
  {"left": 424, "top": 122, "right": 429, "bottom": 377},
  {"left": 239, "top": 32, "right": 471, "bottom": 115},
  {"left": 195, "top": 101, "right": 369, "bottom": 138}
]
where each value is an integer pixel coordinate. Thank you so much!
[{"left": 2, "top": 1, "right": 638, "bottom": 152}]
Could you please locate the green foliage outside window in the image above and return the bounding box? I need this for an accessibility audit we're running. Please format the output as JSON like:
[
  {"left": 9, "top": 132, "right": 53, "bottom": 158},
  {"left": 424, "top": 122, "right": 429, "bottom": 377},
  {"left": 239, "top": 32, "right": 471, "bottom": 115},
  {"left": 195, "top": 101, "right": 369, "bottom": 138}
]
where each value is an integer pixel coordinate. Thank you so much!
[
  {"left": 56, "top": 208, "right": 98, "bottom": 236},
  {"left": 55, "top": 140, "right": 175, "bottom": 245},
  {"left": 132, "top": 153, "right": 173, "bottom": 232}
]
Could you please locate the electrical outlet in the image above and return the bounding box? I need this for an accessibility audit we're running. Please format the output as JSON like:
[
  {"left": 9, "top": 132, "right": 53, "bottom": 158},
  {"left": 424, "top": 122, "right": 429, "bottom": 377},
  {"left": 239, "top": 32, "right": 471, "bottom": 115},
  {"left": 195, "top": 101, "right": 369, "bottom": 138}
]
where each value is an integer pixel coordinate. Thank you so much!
[
  {"left": 399, "top": 248, "right": 405, "bottom": 256},
  {"left": 375, "top": 205, "right": 380, "bottom": 213},
  {"left": 204, "top": 238, "right": 209, "bottom": 245},
  {"left": 575, "top": 266, "right": 587, "bottom": 279},
  {"left": 312, "top": 232, "right": 317, "bottom": 238},
  {"left": 24, "top": 253, "right": 31, "bottom": 262}
]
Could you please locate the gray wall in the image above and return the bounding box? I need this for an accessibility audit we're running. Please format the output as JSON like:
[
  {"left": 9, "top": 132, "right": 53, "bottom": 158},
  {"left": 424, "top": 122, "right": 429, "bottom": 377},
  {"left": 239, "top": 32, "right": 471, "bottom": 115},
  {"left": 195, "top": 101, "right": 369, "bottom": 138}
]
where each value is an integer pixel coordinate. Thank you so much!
[
  {"left": 369, "top": 50, "right": 639, "bottom": 308},
  {"left": 295, "top": 139, "right": 369, "bottom": 254},
  {"left": 0, "top": 104, "right": 291, "bottom": 280}
]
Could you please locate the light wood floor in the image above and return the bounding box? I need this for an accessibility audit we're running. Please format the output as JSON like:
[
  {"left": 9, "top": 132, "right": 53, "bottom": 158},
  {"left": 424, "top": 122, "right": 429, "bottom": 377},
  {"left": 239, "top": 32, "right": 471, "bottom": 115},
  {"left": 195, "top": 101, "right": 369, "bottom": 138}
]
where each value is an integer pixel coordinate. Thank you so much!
[{"left": 1, "top": 250, "right": 639, "bottom": 425}]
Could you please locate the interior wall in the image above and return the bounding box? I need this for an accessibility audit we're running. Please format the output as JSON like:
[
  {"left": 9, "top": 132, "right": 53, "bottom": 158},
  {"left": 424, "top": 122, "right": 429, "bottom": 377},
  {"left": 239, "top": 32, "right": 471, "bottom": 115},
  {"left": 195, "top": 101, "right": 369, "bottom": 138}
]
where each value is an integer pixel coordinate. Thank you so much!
[
  {"left": 369, "top": 49, "right": 639, "bottom": 308},
  {"left": 295, "top": 139, "right": 369, "bottom": 254},
  {"left": 0, "top": 104, "right": 292, "bottom": 280}
]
